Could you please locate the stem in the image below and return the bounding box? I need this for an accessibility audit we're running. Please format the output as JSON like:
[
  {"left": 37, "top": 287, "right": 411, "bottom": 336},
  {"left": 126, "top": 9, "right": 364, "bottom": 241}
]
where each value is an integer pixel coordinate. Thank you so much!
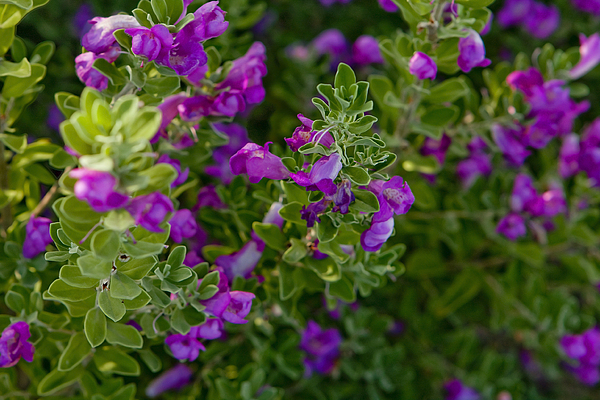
[{"left": 30, "top": 164, "right": 70, "bottom": 218}]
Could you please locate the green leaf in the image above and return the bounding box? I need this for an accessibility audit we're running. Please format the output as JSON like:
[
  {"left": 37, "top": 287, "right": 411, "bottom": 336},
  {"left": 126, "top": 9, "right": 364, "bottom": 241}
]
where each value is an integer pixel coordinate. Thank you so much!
[
  {"left": 30, "top": 40, "right": 55, "bottom": 64},
  {"left": 167, "top": 246, "right": 186, "bottom": 269},
  {"left": 402, "top": 154, "right": 440, "bottom": 173},
  {"left": 454, "top": 0, "right": 494, "bottom": 8},
  {"left": 92, "top": 57, "right": 127, "bottom": 86},
  {"left": 150, "top": 0, "right": 168, "bottom": 22},
  {"left": 138, "top": 350, "right": 162, "bottom": 373},
  {"left": 2, "top": 63, "right": 45, "bottom": 98},
  {"left": 278, "top": 262, "right": 303, "bottom": 300},
  {"left": 342, "top": 166, "right": 370, "bottom": 186},
  {"left": 1, "top": 0, "right": 33, "bottom": 9},
  {"left": 306, "top": 257, "right": 342, "bottom": 282},
  {"left": 58, "top": 332, "right": 91, "bottom": 371},
  {"left": 0, "top": 133, "right": 26, "bottom": 153},
  {"left": 37, "top": 368, "right": 81, "bottom": 396},
  {"left": 4, "top": 290, "right": 24, "bottom": 312},
  {"left": 144, "top": 75, "right": 181, "bottom": 96},
  {"left": 116, "top": 256, "right": 157, "bottom": 280},
  {"left": 252, "top": 222, "right": 286, "bottom": 251},
  {"left": 109, "top": 384, "right": 137, "bottom": 400},
  {"left": 170, "top": 308, "right": 191, "bottom": 334},
  {"left": 84, "top": 307, "right": 107, "bottom": 347},
  {"left": 329, "top": 274, "right": 356, "bottom": 302},
  {"left": 106, "top": 321, "right": 143, "bottom": 348},
  {"left": 166, "top": 0, "right": 184, "bottom": 24},
  {"left": 430, "top": 269, "right": 482, "bottom": 318},
  {"left": 317, "top": 214, "right": 338, "bottom": 243},
  {"left": 92, "top": 229, "right": 121, "bottom": 262},
  {"left": 110, "top": 272, "right": 142, "bottom": 300},
  {"left": 282, "top": 238, "right": 308, "bottom": 263},
  {"left": 78, "top": 254, "right": 113, "bottom": 280},
  {"left": 48, "top": 279, "right": 96, "bottom": 302},
  {"left": 420, "top": 105, "right": 458, "bottom": 127},
  {"left": 104, "top": 209, "right": 136, "bottom": 232},
  {"left": 50, "top": 148, "right": 77, "bottom": 169},
  {"left": 423, "top": 78, "right": 469, "bottom": 104},
  {"left": 334, "top": 63, "right": 356, "bottom": 90},
  {"left": 122, "top": 290, "right": 151, "bottom": 310},
  {"left": 60, "top": 265, "right": 99, "bottom": 288},
  {"left": 352, "top": 189, "right": 379, "bottom": 213},
  {"left": 347, "top": 115, "right": 377, "bottom": 134},
  {"left": 125, "top": 108, "right": 161, "bottom": 141},
  {"left": 98, "top": 290, "right": 126, "bottom": 322},
  {"left": 279, "top": 202, "right": 305, "bottom": 224},
  {"left": 138, "top": 163, "right": 177, "bottom": 193},
  {"left": 0, "top": 58, "right": 30, "bottom": 77},
  {"left": 93, "top": 347, "right": 140, "bottom": 376}
]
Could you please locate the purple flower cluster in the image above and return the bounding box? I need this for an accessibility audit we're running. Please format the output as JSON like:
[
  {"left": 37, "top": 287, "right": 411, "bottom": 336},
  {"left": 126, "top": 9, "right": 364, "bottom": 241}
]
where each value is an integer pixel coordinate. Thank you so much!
[
  {"left": 166, "top": 270, "right": 254, "bottom": 361},
  {"left": 195, "top": 185, "right": 226, "bottom": 210},
  {"left": 205, "top": 123, "right": 250, "bottom": 184},
  {"left": 169, "top": 209, "right": 198, "bottom": 243},
  {"left": 23, "top": 216, "right": 53, "bottom": 259},
  {"left": 361, "top": 176, "right": 414, "bottom": 252},
  {"left": 146, "top": 364, "right": 193, "bottom": 398},
  {"left": 497, "top": 0, "right": 560, "bottom": 39},
  {"left": 179, "top": 42, "right": 267, "bottom": 119},
  {"left": 0, "top": 322, "right": 35, "bottom": 368},
  {"left": 444, "top": 379, "right": 480, "bottom": 400},
  {"left": 299, "top": 321, "right": 342, "bottom": 376},
  {"left": 230, "top": 142, "right": 290, "bottom": 183},
  {"left": 571, "top": 0, "right": 600, "bottom": 16},
  {"left": 306, "top": 29, "right": 383, "bottom": 68},
  {"left": 496, "top": 173, "right": 566, "bottom": 240},
  {"left": 216, "top": 202, "right": 284, "bottom": 282},
  {"left": 456, "top": 137, "right": 492, "bottom": 189},
  {"left": 560, "top": 327, "right": 600, "bottom": 385},
  {"left": 570, "top": 33, "right": 600, "bottom": 80},
  {"left": 494, "top": 68, "right": 589, "bottom": 166},
  {"left": 285, "top": 114, "right": 334, "bottom": 152},
  {"left": 70, "top": 168, "right": 129, "bottom": 213},
  {"left": 126, "top": 192, "right": 174, "bottom": 233},
  {"left": 559, "top": 119, "right": 600, "bottom": 187}
]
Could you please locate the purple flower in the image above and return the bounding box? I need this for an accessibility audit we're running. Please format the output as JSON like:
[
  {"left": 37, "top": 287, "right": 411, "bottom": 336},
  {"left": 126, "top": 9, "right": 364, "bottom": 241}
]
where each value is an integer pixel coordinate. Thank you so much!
[
  {"left": 510, "top": 174, "right": 543, "bottom": 216},
  {"left": 81, "top": 15, "right": 140, "bottom": 53},
  {"left": 570, "top": 33, "right": 600, "bottom": 80},
  {"left": 165, "top": 333, "right": 205, "bottom": 361},
  {"left": 214, "top": 42, "right": 267, "bottom": 104},
  {"left": 299, "top": 321, "right": 342, "bottom": 376},
  {"left": 157, "top": 154, "right": 189, "bottom": 187},
  {"left": 22, "top": 216, "right": 53, "bottom": 259},
  {"left": 352, "top": 35, "right": 383, "bottom": 66},
  {"left": 222, "top": 291, "right": 255, "bottom": 324},
  {"left": 72, "top": 4, "right": 94, "bottom": 38},
  {"left": 169, "top": 209, "right": 198, "bottom": 243},
  {"left": 496, "top": 213, "right": 527, "bottom": 240},
  {"left": 456, "top": 153, "right": 492, "bottom": 189},
  {"left": 360, "top": 215, "right": 394, "bottom": 252},
  {"left": 206, "top": 123, "right": 250, "bottom": 184},
  {"left": 523, "top": 3, "right": 560, "bottom": 39},
  {"left": 199, "top": 269, "right": 231, "bottom": 318},
  {"left": 332, "top": 179, "right": 354, "bottom": 214},
  {"left": 409, "top": 52, "right": 437, "bottom": 80},
  {"left": 480, "top": 13, "right": 493, "bottom": 36},
  {"left": 420, "top": 134, "right": 451, "bottom": 165},
  {"left": 444, "top": 379, "right": 480, "bottom": 400},
  {"left": 195, "top": 185, "right": 226, "bottom": 210},
  {"left": 369, "top": 176, "right": 415, "bottom": 221},
  {"left": 216, "top": 239, "right": 263, "bottom": 282},
  {"left": 285, "top": 114, "right": 334, "bottom": 152},
  {"left": 568, "top": 363, "right": 600, "bottom": 386},
  {"left": 75, "top": 44, "right": 120, "bottom": 91},
  {"left": 146, "top": 364, "right": 193, "bottom": 398},
  {"left": 184, "top": 1, "right": 229, "bottom": 41},
  {"left": 491, "top": 124, "right": 530, "bottom": 167},
  {"left": 457, "top": 29, "right": 491, "bottom": 73},
  {"left": 230, "top": 142, "right": 291, "bottom": 183},
  {"left": 541, "top": 188, "right": 567, "bottom": 217},
  {"left": 300, "top": 199, "right": 330, "bottom": 228},
  {"left": 506, "top": 67, "right": 545, "bottom": 98},
  {"left": 0, "top": 322, "right": 35, "bottom": 368},
  {"left": 46, "top": 104, "right": 64, "bottom": 132},
  {"left": 291, "top": 153, "right": 343, "bottom": 195},
  {"left": 378, "top": 0, "right": 398, "bottom": 12},
  {"left": 70, "top": 168, "right": 129, "bottom": 213},
  {"left": 312, "top": 29, "right": 349, "bottom": 65},
  {"left": 125, "top": 25, "right": 173, "bottom": 62},
  {"left": 497, "top": 0, "right": 533, "bottom": 27},
  {"left": 184, "top": 250, "right": 204, "bottom": 267},
  {"left": 191, "top": 318, "right": 224, "bottom": 340},
  {"left": 572, "top": 0, "right": 600, "bottom": 16},
  {"left": 152, "top": 93, "right": 188, "bottom": 143},
  {"left": 561, "top": 327, "right": 600, "bottom": 385},
  {"left": 162, "top": 33, "right": 208, "bottom": 76},
  {"left": 127, "top": 192, "right": 174, "bottom": 233}
]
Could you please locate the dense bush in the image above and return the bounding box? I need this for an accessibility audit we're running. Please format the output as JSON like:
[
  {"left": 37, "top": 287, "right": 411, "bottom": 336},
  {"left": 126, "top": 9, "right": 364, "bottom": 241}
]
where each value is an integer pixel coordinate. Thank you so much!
[{"left": 2, "top": 0, "right": 600, "bottom": 399}]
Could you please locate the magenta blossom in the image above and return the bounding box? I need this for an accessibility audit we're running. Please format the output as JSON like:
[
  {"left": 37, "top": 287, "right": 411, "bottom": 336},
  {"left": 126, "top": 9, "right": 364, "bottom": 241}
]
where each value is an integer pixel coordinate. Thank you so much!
[
  {"left": 409, "top": 52, "right": 437, "bottom": 80},
  {"left": 300, "top": 199, "right": 330, "bottom": 228},
  {"left": 165, "top": 333, "right": 205, "bottom": 362},
  {"left": 182, "top": 1, "right": 229, "bottom": 41},
  {"left": 192, "top": 318, "right": 224, "bottom": 340},
  {"left": 290, "top": 153, "right": 343, "bottom": 195},
  {"left": 195, "top": 185, "right": 226, "bottom": 210},
  {"left": 0, "top": 322, "right": 35, "bottom": 368},
  {"left": 169, "top": 209, "right": 198, "bottom": 243},
  {"left": 352, "top": 35, "right": 383, "bottom": 66},
  {"left": 570, "top": 33, "right": 600, "bottom": 80},
  {"left": 456, "top": 138, "right": 492, "bottom": 189},
  {"left": 378, "top": 0, "right": 398, "bottom": 12},
  {"left": 157, "top": 154, "right": 189, "bottom": 187},
  {"left": 199, "top": 269, "right": 231, "bottom": 318},
  {"left": 127, "top": 192, "right": 174, "bottom": 233},
  {"left": 496, "top": 213, "right": 527, "bottom": 240},
  {"left": 206, "top": 123, "right": 250, "bottom": 184},
  {"left": 70, "top": 168, "right": 129, "bottom": 213},
  {"left": 23, "top": 216, "right": 53, "bottom": 259},
  {"left": 75, "top": 45, "right": 120, "bottom": 91},
  {"left": 146, "top": 364, "right": 193, "bottom": 398},
  {"left": 444, "top": 379, "right": 480, "bottom": 400},
  {"left": 420, "top": 134, "right": 451, "bottom": 165},
  {"left": 216, "top": 239, "right": 264, "bottom": 281},
  {"left": 125, "top": 25, "right": 173, "bottom": 62},
  {"left": 457, "top": 29, "right": 491, "bottom": 73},
  {"left": 369, "top": 176, "right": 415, "bottom": 221},
  {"left": 523, "top": 3, "right": 560, "bottom": 39},
  {"left": 230, "top": 142, "right": 291, "bottom": 183},
  {"left": 360, "top": 217, "right": 394, "bottom": 253},
  {"left": 299, "top": 321, "right": 342, "bottom": 376},
  {"left": 222, "top": 291, "right": 255, "bottom": 324},
  {"left": 312, "top": 29, "right": 349, "bottom": 67},
  {"left": 81, "top": 15, "right": 140, "bottom": 54},
  {"left": 572, "top": 0, "right": 600, "bottom": 15},
  {"left": 491, "top": 124, "right": 531, "bottom": 167},
  {"left": 497, "top": 0, "right": 534, "bottom": 27},
  {"left": 285, "top": 114, "right": 334, "bottom": 152}
]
